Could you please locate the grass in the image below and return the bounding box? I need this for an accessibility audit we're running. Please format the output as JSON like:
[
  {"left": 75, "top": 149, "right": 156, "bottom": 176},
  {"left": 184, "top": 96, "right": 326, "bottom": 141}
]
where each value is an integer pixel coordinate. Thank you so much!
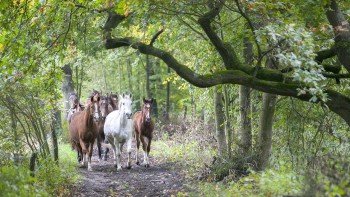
[
  {"left": 0, "top": 142, "right": 79, "bottom": 197},
  {"left": 151, "top": 136, "right": 304, "bottom": 197}
]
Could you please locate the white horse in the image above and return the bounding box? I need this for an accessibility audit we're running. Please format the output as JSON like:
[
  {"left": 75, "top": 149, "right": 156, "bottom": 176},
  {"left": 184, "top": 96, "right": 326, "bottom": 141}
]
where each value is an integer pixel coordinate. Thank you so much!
[{"left": 104, "top": 94, "right": 133, "bottom": 170}]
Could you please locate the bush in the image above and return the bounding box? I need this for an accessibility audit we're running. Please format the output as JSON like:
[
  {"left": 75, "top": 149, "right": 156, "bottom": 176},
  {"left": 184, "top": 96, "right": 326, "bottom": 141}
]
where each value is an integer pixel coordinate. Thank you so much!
[{"left": 0, "top": 166, "right": 48, "bottom": 197}]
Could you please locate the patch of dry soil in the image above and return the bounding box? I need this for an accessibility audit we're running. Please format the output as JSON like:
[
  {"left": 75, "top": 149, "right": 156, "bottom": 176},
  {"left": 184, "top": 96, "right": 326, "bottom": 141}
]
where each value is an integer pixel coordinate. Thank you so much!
[{"left": 70, "top": 143, "right": 192, "bottom": 197}]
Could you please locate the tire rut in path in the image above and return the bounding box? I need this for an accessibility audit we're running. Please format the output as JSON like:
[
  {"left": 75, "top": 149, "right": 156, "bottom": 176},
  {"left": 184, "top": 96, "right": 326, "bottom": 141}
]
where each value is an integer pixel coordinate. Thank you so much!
[{"left": 71, "top": 144, "right": 190, "bottom": 197}]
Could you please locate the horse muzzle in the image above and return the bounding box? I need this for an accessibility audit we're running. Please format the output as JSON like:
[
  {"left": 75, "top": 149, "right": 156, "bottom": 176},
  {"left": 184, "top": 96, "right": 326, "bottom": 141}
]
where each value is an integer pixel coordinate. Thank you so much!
[
  {"left": 145, "top": 118, "right": 151, "bottom": 122},
  {"left": 126, "top": 113, "right": 132, "bottom": 119}
]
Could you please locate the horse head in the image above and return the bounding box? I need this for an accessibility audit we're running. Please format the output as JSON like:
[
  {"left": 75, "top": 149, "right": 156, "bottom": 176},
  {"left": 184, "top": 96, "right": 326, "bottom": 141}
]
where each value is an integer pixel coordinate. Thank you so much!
[
  {"left": 89, "top": 95, "right": 101, "bottom": 121},
  {"left": 69, "top": 92, "right": 79, "bottom": 109},
  {"left": 119, "top": 94, "right": 133, "bottom": 119},
  {"left": 108, "top": 92, "right": 119, "bottom": 110},
  {"left": 142, "top": 97, "right": 153, "bottom": 123},
  {"left": 99, "top": 95, "right": 109, "bottom": 121}
]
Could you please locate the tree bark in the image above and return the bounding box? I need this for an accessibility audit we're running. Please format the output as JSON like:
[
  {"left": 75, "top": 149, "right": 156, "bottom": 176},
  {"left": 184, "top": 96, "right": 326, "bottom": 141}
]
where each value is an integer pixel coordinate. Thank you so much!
[
  {"left": 326, "top": 0, "right": 350, "bottom": 73},
  {"left": 146, "top": 55, "right": 151, "bottom": 98},
  {"left": 256, "top": 92, "right": 277, "bottom": 170},
  {"left": 165, "top": 66, "right": 170, "bottom": 121},
  {"left": 239, "top": 85, "right": 252, "bottom": 155},
  {"left": 214, "top": 86, "right": 227, "bottom": 156},
  {"left": 61, "top": 64, "right": 75, "bottom": 119},
  {"left": 223, "top": 85, "right": 233, "bottom": 158}
]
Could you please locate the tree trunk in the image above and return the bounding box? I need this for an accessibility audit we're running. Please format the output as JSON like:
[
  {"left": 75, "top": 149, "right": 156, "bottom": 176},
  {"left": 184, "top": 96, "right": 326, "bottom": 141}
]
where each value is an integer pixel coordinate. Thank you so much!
[
  {"left": 165, "top": 66, "right": 170, "bottom": 121},
  {"left": 223, "top": 85, "right": 233, "bottom": 158},
  {"left": 146, "top": 55, "right": 151, "bottom": 98},
  {"left": 61, "top": 64, "right": 75, "bottom": 119},
  {"left": 256, "top": 92, "right": 277, "bottom": 170},
  {"left": 51, "top": 109, "right": 59, "bottom": 164},
  {"left": 127, "top": 57, "right": 133, "bottom": 93},
  {"left": 239, "top": 85, "right": 252, "bottom": 155},
  {"left": 214, "top": 86, "right": 227, "bottom": 156},
  {"left": 238, "top": 34, "right": 254, "bottom": 155}
]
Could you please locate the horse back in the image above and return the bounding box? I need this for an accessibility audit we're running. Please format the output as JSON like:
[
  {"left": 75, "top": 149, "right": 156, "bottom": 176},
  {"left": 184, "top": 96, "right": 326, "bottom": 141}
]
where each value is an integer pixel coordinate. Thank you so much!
[{"left": 69, "top": 110, "right": 97, "bottom": 146}]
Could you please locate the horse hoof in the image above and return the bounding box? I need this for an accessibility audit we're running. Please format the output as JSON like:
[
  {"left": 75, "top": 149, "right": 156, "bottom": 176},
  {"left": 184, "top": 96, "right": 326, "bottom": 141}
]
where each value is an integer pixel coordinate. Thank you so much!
[
  {"left": 88, "top": 168, "right": 93, "bottom": 172},
  {"left": 104, "top": 157, "right": 107, "bottom": 161},
  {"left": 117, "top": 167, "right": 122, "bottom": 171},
  {"left": 126, "top": 166, "right": 131, "bottom": 170},
  {"left": 79, "top": 165, "right": 86, "bottom": 168},
  {"left": 114, "top": 164, "right": 118, "bottom": 168},
  {"left": 145, "top": 164, "right": 150, "bottom": 168},
  {"left": 136, "top": 161, "right": 140, "bottom": 165}
]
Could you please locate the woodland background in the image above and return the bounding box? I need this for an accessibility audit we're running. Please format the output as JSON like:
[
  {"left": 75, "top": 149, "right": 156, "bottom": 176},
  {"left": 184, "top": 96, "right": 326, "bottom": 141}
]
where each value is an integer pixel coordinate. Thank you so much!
[{"left": 1, "top": 0, "right": 350, "bottom": 196}]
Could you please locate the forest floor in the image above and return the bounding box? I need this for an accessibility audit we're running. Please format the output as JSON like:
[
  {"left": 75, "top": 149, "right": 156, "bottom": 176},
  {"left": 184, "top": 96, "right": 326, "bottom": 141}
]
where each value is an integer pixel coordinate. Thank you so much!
[{"left": 69, "top": 142, "right": 194, "bottom": 197}]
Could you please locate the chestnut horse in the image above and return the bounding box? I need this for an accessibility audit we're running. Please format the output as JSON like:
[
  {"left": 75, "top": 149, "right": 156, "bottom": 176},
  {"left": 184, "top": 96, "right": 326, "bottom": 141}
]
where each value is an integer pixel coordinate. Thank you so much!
[
  {"left": 134, "top": 97, "right": 154, "bottom": 167},
  {"left": 104, "top": 94, "right": 133, "bottom": 170},
  {"left": 96, "top": 95, "right": 109, "bottom": 161},
  {"left": 69, "top": 94, "right": 100, "bottom": 171}
]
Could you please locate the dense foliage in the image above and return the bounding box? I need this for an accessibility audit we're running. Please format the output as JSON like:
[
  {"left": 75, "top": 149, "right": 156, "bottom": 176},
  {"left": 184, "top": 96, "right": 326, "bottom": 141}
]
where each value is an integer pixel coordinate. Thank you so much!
[{"left": 1, "top": 0, "right": 350, "bottom": 196}]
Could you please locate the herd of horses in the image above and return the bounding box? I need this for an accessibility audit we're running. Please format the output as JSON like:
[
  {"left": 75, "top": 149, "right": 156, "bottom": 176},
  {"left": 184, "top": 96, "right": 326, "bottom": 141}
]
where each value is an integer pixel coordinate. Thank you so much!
[{"left": 67, "top": 90, "right": 154, "bottom": 171}]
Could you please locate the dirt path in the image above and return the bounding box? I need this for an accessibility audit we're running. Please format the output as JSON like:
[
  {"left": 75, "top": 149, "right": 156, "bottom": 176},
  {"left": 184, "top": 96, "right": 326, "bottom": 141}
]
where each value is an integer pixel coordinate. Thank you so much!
[{"left": 70, "top": 143, "right": 192, "bottom": 197}]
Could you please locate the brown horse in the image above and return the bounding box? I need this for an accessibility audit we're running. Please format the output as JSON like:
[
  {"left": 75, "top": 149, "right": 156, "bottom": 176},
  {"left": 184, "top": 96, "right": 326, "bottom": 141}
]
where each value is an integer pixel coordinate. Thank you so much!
[
  {"left": 134, "top": 97, "right": 154, "bottom": 167},
  {"left": 96, "top": 95, "right": 109, "bottom": 161},
  {"left": 69, "top": 95, "right": 101, "bottom": 171}
]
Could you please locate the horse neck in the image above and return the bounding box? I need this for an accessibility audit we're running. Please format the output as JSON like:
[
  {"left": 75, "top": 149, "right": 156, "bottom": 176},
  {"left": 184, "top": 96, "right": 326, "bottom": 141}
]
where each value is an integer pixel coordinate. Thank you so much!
[
  {"left": 119, "top": 107, "right": 131, "bottom": 127},
  {"left": 84, "top": 106, "right": 93, "bottom": 127},
  {"left": 141, "top": 109, "right": 151, "bottom": 126}
]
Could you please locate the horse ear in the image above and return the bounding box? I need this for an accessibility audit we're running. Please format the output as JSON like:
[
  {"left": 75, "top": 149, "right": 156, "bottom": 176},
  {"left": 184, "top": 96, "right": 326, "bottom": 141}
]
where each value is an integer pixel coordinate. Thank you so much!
[
  {"left": 90, "top": 96, "right": 94, "bottom": 102},
  {"left": 129, "top": 94, "right": 132, "bottom": 99},
  {"left": 150, "top": 98, "right": 154, "bottom": 103},
  {"left": 143, "top": 97, "right": 146, "bottom": 103}
]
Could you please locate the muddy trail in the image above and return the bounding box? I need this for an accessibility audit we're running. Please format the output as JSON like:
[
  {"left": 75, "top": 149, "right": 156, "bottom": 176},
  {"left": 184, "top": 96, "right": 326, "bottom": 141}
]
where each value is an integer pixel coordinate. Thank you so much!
[{"left": 70, "top": 142, "right": 193, "bottom": 197}]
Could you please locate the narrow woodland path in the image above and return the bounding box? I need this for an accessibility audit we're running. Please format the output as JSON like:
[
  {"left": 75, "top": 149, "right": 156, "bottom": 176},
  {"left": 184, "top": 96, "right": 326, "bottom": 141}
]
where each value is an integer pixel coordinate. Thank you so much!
[{"left": 70, "top": 141, "right": 192, "bottom": 197}]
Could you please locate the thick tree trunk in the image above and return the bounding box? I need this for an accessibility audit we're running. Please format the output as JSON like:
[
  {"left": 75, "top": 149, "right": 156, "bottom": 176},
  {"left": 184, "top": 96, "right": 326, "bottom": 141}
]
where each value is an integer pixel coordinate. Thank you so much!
[
  {"left": 223, "top": 85, "right": 233, "bottom": 158},
  {"left": 256, "top": 92, "right": 277, "bottom": 170},
  {"left": 239, "top": 85, "right": 252, "bottom": 154},
  {"left": 61, "top": 64, "right": 75, "bottom": 119},
  {"left": 326, "top": 0, "right": 350, "bottom": 73},
  {"left": 214, "top": 86, "right": 227, "bottom": 156},
  {"left": 239, "top": 34, "right": 253, "bottom": 155}
]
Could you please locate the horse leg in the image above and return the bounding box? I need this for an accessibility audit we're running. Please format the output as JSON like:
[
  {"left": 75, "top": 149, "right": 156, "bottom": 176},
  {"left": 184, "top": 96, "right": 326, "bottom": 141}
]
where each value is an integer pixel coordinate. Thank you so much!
[
  {"left": 79, "top": 139, "right": 88, "bottom": 167},
  {"left": 126, "top": 138, "right": 132, "bottom": 169},
  {"left": 97, "top": 136, "right": 102, "bottom": 162},
  {"left": 114, "top": 137, "right": 122, "bottom": 170},
  {"left": 145, "top": 137, "right": 151, "bottom": 168},
  {"left": 77, "top": 144, "right": 83, "bottom": 165},
  {"left": 141, "top": 136, "right": 149, "bottom": 167},
  {"left": 87, "top": 142, "right": 93, "bottom": 171},
  {"left": 135, "top": 133, "right": 141, "bottom": 165},
  {"left": 103, "top": 145, "right": 109, "bottom": 161},
  {"left": 108, "top": 136, "right": 117, "bottom": 168}
]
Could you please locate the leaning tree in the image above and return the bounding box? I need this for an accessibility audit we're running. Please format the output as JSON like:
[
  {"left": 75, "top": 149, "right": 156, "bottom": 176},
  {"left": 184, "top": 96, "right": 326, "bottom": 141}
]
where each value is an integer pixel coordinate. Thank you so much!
[{"left": 96, "top": 0, "right": 350, "bottom": 126}]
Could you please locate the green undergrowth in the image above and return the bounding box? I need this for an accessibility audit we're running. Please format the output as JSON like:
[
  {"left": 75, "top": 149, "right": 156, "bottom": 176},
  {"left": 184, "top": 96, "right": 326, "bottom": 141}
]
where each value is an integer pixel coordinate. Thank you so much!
[
  {"left": 152, "top": 138, "right": 215, "bottom": 175},
  {"left": 0, "top": 143, "right": 79, "bottom": 197},
  {"left": 195, "top": 166, "right": 303, "bottom": 197},
  {"left": 152, "top": 137, "right": 304, "bottom": 196}
]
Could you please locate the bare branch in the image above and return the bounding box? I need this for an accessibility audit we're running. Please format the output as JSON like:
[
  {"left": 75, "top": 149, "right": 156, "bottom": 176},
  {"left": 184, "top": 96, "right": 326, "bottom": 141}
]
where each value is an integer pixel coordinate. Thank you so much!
[{"left": 150, "top": 28, "right": 164, "bottom": 46}]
